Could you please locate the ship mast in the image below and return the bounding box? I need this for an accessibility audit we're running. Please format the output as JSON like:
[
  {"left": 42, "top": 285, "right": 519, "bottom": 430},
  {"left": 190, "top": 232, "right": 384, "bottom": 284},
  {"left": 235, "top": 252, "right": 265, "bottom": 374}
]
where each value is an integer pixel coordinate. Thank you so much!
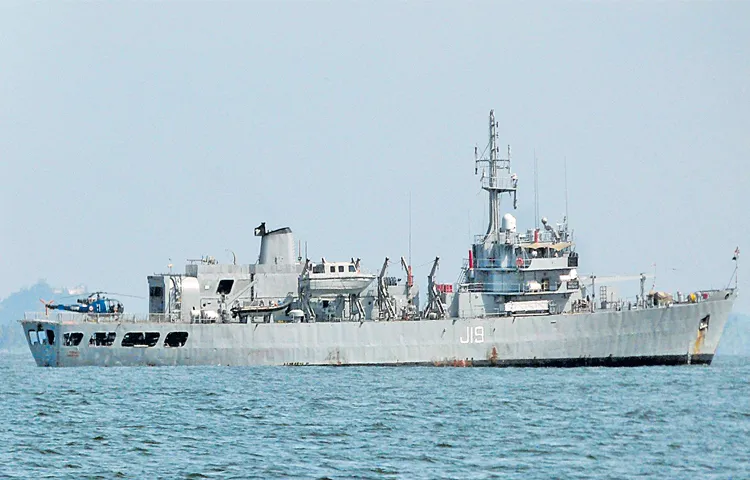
[{"left": 475, "top": 109, "right": 517, "bottom": 240}]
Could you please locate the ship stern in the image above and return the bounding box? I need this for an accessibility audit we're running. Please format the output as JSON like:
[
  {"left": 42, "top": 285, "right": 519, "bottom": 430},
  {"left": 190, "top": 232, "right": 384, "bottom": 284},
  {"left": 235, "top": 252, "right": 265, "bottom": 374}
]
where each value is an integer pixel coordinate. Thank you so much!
[{"left": 20, "top": 320, "right": 59, "bottom": 367}]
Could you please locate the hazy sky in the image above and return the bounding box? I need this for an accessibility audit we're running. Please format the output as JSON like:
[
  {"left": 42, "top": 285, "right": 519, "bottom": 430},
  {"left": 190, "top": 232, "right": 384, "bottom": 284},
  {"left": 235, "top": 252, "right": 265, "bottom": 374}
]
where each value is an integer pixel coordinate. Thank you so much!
[{"left": 1, "top": 2, "right": 748, "bottom": 312}]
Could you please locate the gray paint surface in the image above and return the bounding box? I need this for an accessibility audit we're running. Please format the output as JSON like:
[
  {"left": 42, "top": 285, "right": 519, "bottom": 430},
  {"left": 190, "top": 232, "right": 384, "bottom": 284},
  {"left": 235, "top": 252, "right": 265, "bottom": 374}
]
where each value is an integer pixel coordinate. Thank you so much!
[{"left": 21, "top": 291, "right": 733, "bottom": 367}]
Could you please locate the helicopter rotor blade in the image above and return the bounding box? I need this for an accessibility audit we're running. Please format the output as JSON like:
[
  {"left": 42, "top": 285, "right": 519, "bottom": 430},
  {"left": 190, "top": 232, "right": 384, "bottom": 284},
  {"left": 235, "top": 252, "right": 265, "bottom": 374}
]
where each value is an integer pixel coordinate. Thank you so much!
[
  {"left": 96, "top": 291, "right": 144, "bottom": 299},
  {"left": 69, "top": 291, "right": 144, "bottom": 300},
  {"left": 39, "top": 298, "right": 52, "bottom": 316}
]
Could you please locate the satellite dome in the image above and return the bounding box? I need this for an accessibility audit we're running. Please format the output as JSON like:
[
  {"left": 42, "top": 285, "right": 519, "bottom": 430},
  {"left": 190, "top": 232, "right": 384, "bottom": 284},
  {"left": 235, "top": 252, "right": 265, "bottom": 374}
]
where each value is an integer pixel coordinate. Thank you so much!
[{"left": 501, "top": 213, "right": 517, "bottom": 232}]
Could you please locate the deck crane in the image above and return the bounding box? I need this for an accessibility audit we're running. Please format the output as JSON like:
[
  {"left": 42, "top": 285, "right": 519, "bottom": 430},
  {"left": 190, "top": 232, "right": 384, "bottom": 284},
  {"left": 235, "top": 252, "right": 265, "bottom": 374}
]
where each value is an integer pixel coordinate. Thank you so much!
[
  {"left": 399, "top": 256, "right": 418, "bottom": 320},
  {"left": 423, "top": 257, "right": 446, "bottom": 319},
  {"left": 376, "top": 257, "right": 396, "bottom": 321}
]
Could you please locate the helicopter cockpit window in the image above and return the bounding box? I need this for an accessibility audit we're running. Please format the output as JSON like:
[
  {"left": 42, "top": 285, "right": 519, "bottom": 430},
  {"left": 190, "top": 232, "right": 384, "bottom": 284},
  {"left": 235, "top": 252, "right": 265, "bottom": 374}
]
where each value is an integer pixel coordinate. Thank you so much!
[
  {"left": 216, "top": 280, "right": 234, "bottom": 295},
  {"left": 106, "top": 300, "right": 123, "bottom": 314}
]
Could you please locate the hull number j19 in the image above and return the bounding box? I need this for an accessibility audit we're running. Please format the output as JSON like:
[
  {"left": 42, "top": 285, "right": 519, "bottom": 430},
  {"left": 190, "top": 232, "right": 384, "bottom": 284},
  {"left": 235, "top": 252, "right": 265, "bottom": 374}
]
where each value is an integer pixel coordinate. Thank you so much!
[{"left": 460, "top": 326, "right": 484, "bottom": 344}]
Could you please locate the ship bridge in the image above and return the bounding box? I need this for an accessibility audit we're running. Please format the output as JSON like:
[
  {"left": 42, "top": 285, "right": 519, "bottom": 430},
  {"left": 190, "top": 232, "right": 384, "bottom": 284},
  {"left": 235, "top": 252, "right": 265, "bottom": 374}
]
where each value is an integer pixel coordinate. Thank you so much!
[{"left": 456, "top": 110, "right": 581, "bottom": 317}]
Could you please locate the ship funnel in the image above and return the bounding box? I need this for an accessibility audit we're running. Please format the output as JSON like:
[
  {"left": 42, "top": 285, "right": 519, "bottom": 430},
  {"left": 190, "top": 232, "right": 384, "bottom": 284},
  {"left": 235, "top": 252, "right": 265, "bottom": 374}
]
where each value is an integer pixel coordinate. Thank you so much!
[{"left": 258, "top": 225, "right": 295, "bottom": 265}]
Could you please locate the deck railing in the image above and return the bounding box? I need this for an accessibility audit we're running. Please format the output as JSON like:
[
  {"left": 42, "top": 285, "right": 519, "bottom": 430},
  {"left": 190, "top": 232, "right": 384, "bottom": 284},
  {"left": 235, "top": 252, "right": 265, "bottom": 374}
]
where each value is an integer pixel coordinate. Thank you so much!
[
  {"left": 480, "top": 175, "right": 517, "bottom": 191},
  {"left": 23, "top": 312, "right": 185, "bottom": 324}
]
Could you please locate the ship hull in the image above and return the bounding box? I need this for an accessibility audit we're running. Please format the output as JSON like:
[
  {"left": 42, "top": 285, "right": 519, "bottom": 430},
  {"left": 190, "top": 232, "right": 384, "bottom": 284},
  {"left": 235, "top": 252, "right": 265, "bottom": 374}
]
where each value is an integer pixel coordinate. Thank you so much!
[{"left": 21, "top": 292, "right": 734, "bottom": 367}]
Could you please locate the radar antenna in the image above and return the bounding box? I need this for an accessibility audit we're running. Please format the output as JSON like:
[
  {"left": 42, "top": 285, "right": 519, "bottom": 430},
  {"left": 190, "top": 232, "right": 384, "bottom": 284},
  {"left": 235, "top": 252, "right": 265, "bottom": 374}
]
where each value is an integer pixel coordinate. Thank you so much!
[
  {"left": 534, "top": 149, "right": 539, "bottom": 230},
  {"left": 474, "top": 110, "right": 517, "bottom": 241}
]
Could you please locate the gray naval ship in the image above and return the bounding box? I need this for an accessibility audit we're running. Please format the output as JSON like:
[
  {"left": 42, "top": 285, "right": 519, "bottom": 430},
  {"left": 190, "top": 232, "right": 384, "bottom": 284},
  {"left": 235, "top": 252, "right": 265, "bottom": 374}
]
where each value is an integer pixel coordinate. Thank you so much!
[{"left": 22, "top": 110, "right": 737, "bottom": 367}]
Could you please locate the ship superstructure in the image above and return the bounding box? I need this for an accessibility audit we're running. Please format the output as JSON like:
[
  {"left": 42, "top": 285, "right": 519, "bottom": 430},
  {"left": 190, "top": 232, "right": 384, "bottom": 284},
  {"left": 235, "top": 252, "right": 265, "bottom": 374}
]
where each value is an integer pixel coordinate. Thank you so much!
[
  {"left": 456, "top": 110, "right": 581, "bottom": 319},
  {"left": 21, "top": 111, "right": 737, "bottom": 367}
]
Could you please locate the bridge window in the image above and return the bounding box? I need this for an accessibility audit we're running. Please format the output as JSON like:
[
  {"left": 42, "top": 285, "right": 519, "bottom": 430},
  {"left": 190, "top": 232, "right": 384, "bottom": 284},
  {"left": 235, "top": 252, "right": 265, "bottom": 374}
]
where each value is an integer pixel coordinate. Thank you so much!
[
  {"left": 89, "top": 332, "right": 116, "bottom": 347},
  {"left": 164, "top": 331, "right": 188, "bottom": 347},
  {"left": 568, "top": 253, "right": 579, "bottom": 267},
  {"left": 330, "top": 266, "right": 335, "bottom": 273},
  {"left": 46, "top": 330, "right": 55, "bottom": 345},
  {"left": 216, "top": 279, "right": 234, "bottom": 295},
  {"left": 312, "top": 264, "right": 324, "bottom": 274},
  {"left": 121, "top": 332, "right": 161, "bottom": 347},
  {"left": 338, "top": 265, "right": 345, "bottom": 273},
  {"left": 349, "top": 265, "right": 356, "bottom": 272},
  {"left": 63, "top": 332, "right": 84, "bottom": 346},
  {"left": 149, "top": 286, "right": 163, "bottom": 297}
]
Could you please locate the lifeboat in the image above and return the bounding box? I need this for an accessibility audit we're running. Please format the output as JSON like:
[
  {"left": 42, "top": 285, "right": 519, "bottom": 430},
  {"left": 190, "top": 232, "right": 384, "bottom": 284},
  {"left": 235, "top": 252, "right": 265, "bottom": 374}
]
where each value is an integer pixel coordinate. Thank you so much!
[{"left": 301, "top": 260, "right": 376, "bottom": 296}]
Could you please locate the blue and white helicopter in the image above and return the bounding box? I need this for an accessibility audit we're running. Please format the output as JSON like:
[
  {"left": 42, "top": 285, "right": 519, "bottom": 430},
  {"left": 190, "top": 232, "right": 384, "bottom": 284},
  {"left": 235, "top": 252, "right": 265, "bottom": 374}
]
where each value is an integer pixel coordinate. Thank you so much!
[{"left": 40, "top": 292, "right": 133, "bottom": 315}]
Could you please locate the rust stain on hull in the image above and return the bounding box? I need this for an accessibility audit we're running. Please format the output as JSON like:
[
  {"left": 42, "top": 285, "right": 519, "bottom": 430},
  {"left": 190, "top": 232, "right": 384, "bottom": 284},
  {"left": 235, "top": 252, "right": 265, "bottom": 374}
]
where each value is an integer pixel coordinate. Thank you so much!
[
  {"left": 326, "top": 348, "right": 343, "bottom": 365},
  {"left": 693, "top": 328, "right": 706, "bottom": 356},
  {"left": 489, "top": 346, "right": 498, "bottom": 365},
  {"left": 432, "top": 358, "right": 474, "bottom": 367}
]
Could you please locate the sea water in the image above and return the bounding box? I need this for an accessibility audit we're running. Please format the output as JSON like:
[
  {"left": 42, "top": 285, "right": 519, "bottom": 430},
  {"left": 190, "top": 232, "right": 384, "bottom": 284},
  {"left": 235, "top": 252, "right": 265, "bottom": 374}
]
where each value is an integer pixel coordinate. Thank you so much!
[{"left": 1, "top": 353, "right": 748, "bottom": 479}]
